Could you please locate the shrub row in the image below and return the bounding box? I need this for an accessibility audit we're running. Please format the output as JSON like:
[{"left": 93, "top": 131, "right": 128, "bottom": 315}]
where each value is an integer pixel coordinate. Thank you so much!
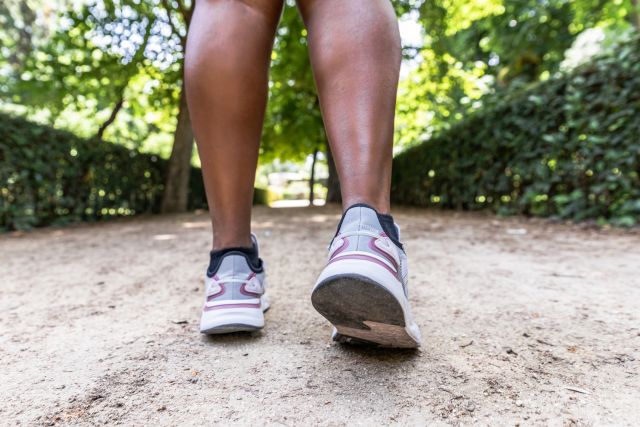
[
  {"left": 392, "top": 37, "right": 640, "bottom": 226},
  {"left": 0, "top": 114, "right": 207, "bottom": 230}
]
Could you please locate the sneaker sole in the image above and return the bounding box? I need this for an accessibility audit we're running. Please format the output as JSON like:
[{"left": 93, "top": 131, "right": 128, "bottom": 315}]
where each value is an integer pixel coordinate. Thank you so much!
[
  {"left": 311, "top": 274, "right": 420, "bottom": 348},
  {"left": 200, "top": 301, "right": 269, "bottom": 335},
  {"left": 201, "top": 323, "right": 262, "bottom": 334}
]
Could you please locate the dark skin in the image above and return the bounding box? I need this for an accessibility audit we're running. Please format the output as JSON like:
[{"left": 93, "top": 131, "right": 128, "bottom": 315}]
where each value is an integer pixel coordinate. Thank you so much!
[{"left": 185, "top": 0, "right": 401, "bottom": 249}]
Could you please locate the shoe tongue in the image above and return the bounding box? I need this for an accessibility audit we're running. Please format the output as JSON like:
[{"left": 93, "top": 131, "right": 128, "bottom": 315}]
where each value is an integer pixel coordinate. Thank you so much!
[
  {"left": 339, "top": 205, "right": 383, "bottom": 235},
  {"left": 217, "top": 253, "right": 252, "bottom": 278}
]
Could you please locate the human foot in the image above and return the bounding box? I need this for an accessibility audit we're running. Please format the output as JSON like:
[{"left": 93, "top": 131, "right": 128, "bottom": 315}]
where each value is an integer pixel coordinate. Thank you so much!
[
  {"left": 200, "top": 234, "right": 269, "bottom": 334},
  {"left": 311, "top": 204, "right": 421, "bottom": 348}
]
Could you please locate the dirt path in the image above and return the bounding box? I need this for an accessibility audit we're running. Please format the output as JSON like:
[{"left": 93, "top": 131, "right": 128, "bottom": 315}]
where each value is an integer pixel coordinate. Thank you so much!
[{"left": 1, "top": 206, "right": 639, "bottom": 425}]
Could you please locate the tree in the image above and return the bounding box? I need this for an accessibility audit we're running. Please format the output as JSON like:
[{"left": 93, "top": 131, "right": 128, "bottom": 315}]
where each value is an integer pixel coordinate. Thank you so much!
[
  {"left": 2, "top": 0, "right": 195, "bottom": 212},
  {"left": 7, "top": 1, "right": 154, "bottom": 133},
  {"left": 394, "top": 0, "right": 638, "bottom": 148},
  {"left": 4, "top": 0, "right": 634, "bottom": 214},
  {"left": 0, "top": 1, "right": 38, "bottom": 73},
  {"left": 158, "top": 0, "right": 194, "bottom": 213}
]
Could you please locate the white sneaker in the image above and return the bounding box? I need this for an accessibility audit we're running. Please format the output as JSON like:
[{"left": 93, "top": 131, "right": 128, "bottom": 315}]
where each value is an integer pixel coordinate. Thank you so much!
[
  {"left": 200, "top": 235, "right": 269, "bottom": 334},
  {"left": 312, "top": 204, "right": 422, "bottom": 348}
]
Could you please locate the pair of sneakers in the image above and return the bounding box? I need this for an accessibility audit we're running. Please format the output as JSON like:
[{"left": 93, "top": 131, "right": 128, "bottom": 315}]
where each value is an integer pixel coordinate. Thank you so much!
[{"left": 199, "top": 204, "right": 422, "bottom": 348}]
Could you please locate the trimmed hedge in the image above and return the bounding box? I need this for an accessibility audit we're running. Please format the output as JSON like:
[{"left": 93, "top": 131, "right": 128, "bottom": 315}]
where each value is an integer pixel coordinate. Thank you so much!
[
  {"left": 0, "top": 114, "right": 207, "bottom": 230},
  {"left": 392, "top": 37, "right": 640, "bottom": 226}
]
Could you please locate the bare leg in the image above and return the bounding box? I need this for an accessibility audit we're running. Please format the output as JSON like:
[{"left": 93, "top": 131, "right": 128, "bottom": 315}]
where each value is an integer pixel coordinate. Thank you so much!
[
  {"left": 296, "top": 0, "right": 401, "bottom": 213},
  {"left": 185, "top": 0, "right": 284, "bottom": 249}
]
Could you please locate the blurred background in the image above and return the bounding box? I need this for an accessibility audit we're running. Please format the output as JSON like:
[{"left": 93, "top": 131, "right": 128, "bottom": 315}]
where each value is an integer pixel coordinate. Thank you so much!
[{"left": 1, "top": 0, "right": 638, "bottom": 230}]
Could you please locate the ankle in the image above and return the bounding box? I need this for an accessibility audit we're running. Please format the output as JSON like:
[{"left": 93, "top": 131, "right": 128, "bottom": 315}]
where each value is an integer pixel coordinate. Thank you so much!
[
  {"left": 341, "top": 198, "right": 390, "bottom": 215},
  {"left": 212, "top": 235, "right": 253, "bottom": 251}
]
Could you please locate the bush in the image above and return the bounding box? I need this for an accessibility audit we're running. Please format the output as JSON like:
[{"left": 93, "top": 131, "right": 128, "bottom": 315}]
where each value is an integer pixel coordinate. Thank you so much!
[
  {"left": 253, "top": 187, "right": 274, "bottom": 205},
  {"left": 392, "top": 37, "right": 640, "bottom": 226},
  {"left": 0, "top": 114, "right": 207, "bottom": 230}
]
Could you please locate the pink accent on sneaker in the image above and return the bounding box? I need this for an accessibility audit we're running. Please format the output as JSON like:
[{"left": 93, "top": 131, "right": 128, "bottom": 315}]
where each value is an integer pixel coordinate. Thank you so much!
[
  {"left": 368, "top": 238, "right": 399, "bottom": 272},
  {"left": 240, "top": 283, "right": 262, "bottom": 297},
  {"left": 240, "top": 272, "right": 262, "bottom": 297},
  {"left": 329, "top": 237, "right": 349, "bottom": 260},
  {"left": 207, "top": 283, "right": 225, "bottom": 301},
  {"left": 328, "top": 253, "right": 400, "bottom": 281}
]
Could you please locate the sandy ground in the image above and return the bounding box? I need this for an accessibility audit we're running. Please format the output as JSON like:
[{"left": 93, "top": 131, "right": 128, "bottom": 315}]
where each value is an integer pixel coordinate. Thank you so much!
[{"left": 1, "top": 205, "right": 639, "bottom": 426}]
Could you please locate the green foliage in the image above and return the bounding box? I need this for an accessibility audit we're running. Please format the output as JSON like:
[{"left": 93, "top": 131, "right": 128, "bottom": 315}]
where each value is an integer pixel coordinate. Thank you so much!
[
  {"left": 391, "top": 37, "right": 640, "bottom": 225},
  {"left": 262, "top": 4, "right": 324, "bottom": 163},
  {"left": 2, "top": 0, "right": 638, "bottom": 224},
  {"left": 395, "top": 0, "right": 636, "bottom": 148},
  {"left": 1, "top": 1, "right": 190, "bottom": 148},
  {"left": 0, "top": 113, "right": 206, "bottom": 230},
  {"left": 253, "top": 187, "right": 275, "bottom": 206}
]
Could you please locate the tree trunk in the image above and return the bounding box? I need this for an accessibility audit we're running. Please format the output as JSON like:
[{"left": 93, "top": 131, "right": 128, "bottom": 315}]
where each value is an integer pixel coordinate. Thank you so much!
[
  {"left": 325, "top": 140, "right": 341, "bottom": 204},
  {"left": 161, "top": 85, "right": 194, "bottom": 213},
  {"left": 95, "top": 95, "right": 124, "bottom": 141},
  {"left": 309, "top": 149, "right": 318, "bottom": 206}
]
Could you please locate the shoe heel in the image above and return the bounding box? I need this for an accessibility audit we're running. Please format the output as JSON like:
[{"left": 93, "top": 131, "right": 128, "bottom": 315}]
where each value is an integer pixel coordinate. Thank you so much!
[{"left": 311, "top": 274, "right": 419, "bottom": 348}]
